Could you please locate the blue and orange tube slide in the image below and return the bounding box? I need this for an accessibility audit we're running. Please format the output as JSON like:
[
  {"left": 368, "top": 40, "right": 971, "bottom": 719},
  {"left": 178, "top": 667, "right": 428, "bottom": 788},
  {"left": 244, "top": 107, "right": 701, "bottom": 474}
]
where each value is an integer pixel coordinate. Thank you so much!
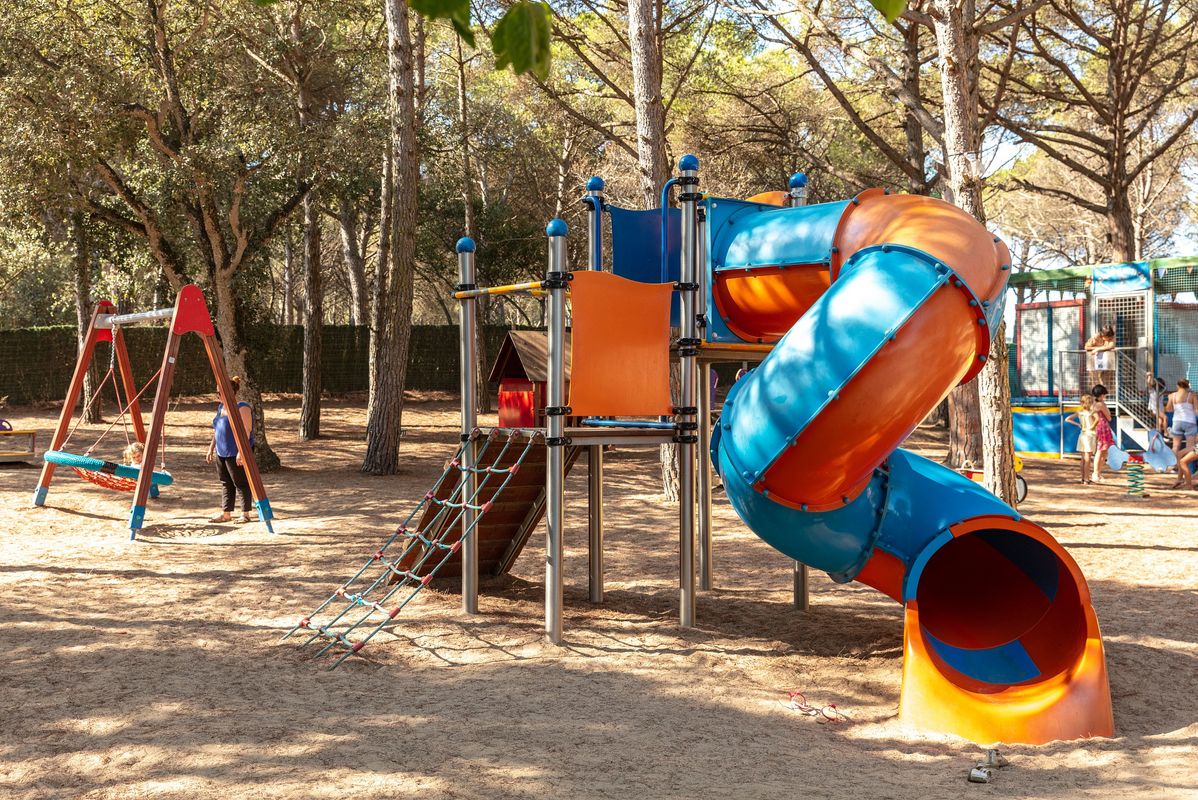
[{"left": 706, "top": 189, "right": 1113, "bottom": 744}]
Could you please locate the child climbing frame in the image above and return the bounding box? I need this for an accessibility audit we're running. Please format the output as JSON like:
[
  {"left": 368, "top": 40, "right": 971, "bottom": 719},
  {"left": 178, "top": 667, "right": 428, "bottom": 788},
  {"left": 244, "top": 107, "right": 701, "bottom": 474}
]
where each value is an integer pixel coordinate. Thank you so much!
[{"left": 32, "top": 285, "right": 275, "bottom": 539}]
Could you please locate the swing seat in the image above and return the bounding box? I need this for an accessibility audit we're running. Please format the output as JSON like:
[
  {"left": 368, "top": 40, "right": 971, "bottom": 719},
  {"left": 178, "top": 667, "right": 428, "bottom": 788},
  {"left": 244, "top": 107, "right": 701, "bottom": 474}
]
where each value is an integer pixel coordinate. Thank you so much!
[{"left": 44, "top": 450, "right": 174, "bottom": 492}]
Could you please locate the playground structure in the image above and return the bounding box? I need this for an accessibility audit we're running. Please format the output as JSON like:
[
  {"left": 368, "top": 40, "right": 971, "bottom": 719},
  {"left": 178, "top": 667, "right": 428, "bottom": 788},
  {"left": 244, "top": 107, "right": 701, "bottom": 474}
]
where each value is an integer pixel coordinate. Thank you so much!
[
  {"left": 1010, "top": 255, "right": 1198, "bottom": 457},
  {"left": 292, "top": 159, "right": 1114, "bottom": 744},
  {"left": 32, "top": 285, "right": 274, "bottom": 539}
]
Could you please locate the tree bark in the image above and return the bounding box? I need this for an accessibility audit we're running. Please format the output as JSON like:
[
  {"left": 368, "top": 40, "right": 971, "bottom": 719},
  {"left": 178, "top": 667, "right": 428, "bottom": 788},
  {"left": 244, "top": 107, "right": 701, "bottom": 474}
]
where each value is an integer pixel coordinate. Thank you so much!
[
  {"left": 930, "top": 0, "right": 1015, "bottom": 502},
  {"left": 337, "top": 199, "right": 370, "bottom": 326},
  {"left": 71, "top": 214, "right": 101, "bottom": 423},
  {"left": 1106, "top": 192, "right": 1136, "bottom": 262},
  {"left": 212, "top": 271, "right": 280, "bottom": 471},
  {"left": 299, "top": 187, "right": 322, "bottom": 440},
  {"left": 282, "top": 228, "right": 295, "bottom": 325},
  {"left": 363, "top": 0, "right": 418, "bottom": 475},
  {"left": 901, "top": 22, "right": 929, "bottom": 195},
  {"left": 628, "top": 0, "right": 678, "bottom": 499},
  {"left": 628, "top": 0, "right": 670, "bottom": 208}
]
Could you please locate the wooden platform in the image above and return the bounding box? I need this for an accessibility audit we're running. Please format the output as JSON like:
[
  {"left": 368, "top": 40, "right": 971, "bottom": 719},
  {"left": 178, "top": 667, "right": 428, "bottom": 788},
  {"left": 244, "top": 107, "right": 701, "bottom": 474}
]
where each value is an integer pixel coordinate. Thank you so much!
[{"left": 402, "top": 441, "right": 582, "bottom": 578}]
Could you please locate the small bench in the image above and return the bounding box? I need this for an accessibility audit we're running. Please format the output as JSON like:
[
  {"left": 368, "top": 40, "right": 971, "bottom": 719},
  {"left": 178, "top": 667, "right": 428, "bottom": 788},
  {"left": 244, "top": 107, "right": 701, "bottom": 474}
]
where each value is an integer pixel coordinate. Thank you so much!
[{"left": 0, "top": 420, "right": 36, "bottom": 463}]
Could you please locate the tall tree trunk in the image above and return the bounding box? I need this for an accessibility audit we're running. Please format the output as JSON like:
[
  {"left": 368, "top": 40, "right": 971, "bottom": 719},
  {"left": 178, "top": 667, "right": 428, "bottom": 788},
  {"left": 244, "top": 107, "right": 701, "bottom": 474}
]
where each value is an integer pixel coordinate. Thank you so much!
[
  {"left": 628, "top": 0, "right": 670, "bottom": 207},
  {"left": 1106, "top": 192, "right": 1136, "bottom": 262},
  {"left": 299, "top": 188, "right": 322, "bottom": 439},
  {"left": 629, "top": 0, "right": 677, "bottom": 499},
  {"left": 71, "top": 214, "right": 101, "bottom": 423},
  {"left": 930, "top": 0, "right": 1015, "bottom": 502},
  {"left": 901, "top": 22, "right": 928, "bottom": 195},
  {"left": 364, "top": 0, "right": 418, "bottom": 475},
  {"left": 337, "top": 199, "right": 369, "bottom": 326},
  {"left": 282, "top": 228, "right": 295, "bottom": 325}
]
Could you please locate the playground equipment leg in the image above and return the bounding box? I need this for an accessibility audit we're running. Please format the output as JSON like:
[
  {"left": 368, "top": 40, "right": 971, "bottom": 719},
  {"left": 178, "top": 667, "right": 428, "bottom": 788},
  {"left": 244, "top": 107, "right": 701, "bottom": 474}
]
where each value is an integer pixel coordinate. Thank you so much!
[
  {"left": 793, "top": 562, "right": 809, "bottom": 611},
  {"left": 588, "top": 446, "right": 604, "bottom": 603},
  {"left": 544, "top": 220, "right": 568, "bottom": 644},
  {"left": 698, "top": 362, "right": 713, "bottom": 591},
  {"left": 678, "top": 158, "right": 700, "bottom": 628},
  {"left": 458, "top": 239, "right": 479, "bottom": 615}
]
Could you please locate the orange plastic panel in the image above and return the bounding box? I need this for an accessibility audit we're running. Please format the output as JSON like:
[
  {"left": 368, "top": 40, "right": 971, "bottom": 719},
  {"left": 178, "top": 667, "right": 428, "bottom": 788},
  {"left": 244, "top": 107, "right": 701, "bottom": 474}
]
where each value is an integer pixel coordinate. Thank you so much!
[
  {"left": 567, "top": 271, "right": 674, "bottom": 417},
  {"left": 713, "top": 265, "right": 831, "bottom": 343},
  {"left": 760, "top": 287, "right": 977, "bottom": 509},
  {"left": 833, "top": 190, "right": 1008, "bottom": 305},
  {"left": 744, "top": 190, "right": 788, "bottom": 207}
]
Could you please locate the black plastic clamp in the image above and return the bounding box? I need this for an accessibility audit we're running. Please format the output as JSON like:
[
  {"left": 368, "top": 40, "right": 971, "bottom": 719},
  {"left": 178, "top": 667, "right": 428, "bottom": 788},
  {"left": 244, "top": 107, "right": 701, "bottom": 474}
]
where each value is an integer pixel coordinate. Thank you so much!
[
  {"left": 580, "top": 196, "right": 605, "bottom": 211},
  {"left": 673, "top": 405, "right": 698, "bottom": 416},
  {"left": 545, "top": 436, "right": 572, "bottom": 447},
  {"left": 673, "top": 434, "right": 699, "bottom": 444},
  {"left": 677, "top": 175, "right": 699, "bottom": 187},
  {"left": 679, "top": 348, "right": 700, "bottom": 357},
  {"left": 460, "top": 433, "right": 472, "bottom": 442},
  {"left": 544, "top": 271, "right": 573, "bottom": 289},
  {"left": 679, "top": 192, "right": 703, "bottom": 202},
  {"left": 676, "top": 421, "right": 698, "bottom": 432},
  {"left": 674, "top": 281, "right": 700, "bottom": 292},
  {"left": 545, "top": 406, "right": 572, "bottom": 416},
  {"left": 455, "top": 283, "right": 477, "bottom": 292}
]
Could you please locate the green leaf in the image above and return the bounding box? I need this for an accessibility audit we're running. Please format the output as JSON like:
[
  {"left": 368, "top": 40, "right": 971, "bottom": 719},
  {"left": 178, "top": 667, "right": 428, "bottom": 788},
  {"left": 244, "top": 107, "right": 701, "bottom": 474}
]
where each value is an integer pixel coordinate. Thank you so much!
[
  {"left": 410, "top": 0, "right": 476, "bottom": 48},
  {"left": 492, "top": 2, "right": 552, "bottom": 80},
  {"left": 868, "top": 0, "right": 908, "bottom": 23}
]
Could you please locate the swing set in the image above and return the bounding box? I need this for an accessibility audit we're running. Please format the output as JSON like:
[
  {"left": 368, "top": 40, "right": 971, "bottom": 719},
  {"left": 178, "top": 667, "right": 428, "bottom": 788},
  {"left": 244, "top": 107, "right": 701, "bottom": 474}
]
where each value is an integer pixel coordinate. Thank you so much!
[{"left": 32, "top": 285, "right": 275, "bottom": 539}]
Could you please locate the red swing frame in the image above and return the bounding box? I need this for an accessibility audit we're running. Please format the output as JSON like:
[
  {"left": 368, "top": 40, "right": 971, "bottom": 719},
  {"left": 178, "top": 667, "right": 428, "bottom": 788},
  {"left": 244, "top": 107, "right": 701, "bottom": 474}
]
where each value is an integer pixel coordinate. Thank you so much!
[{"left": 33, "top": 285, "right": 273, "bottom": 539}]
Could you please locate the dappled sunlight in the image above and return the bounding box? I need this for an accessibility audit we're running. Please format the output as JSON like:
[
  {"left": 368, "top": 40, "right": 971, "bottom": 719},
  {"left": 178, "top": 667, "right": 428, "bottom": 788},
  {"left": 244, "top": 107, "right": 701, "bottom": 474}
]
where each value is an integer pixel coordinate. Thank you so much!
[{"left": 0, "top": 399, "right": 1194, "bottom": 797}]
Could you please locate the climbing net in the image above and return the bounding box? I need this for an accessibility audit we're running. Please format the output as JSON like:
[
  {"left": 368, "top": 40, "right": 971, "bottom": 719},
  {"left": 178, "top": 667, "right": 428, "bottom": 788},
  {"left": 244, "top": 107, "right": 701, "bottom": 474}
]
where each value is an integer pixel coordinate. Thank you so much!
[{"left": 284, "top": 428, "right": 539, "bottom": 668}]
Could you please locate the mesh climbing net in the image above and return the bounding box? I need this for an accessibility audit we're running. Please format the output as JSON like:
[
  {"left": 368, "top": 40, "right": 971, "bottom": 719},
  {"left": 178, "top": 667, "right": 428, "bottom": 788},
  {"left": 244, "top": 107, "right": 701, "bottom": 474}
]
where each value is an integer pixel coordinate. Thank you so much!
[{"left": 283, "top": 428, "right": 540, "bottom": 668}]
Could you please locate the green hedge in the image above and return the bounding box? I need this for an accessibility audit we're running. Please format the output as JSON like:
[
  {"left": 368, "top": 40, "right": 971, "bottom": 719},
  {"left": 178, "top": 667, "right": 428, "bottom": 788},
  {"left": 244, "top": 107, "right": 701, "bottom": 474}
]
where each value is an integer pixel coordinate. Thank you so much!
[{"left": 0, "top": 324, "right": 515, "bottom": 405}]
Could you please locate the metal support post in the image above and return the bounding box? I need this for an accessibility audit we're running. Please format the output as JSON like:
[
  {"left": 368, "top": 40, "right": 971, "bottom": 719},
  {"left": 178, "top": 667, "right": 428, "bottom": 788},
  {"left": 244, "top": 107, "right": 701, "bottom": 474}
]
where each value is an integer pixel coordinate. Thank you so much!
[
  {"left": 545, "top": 218, "right": 569, "bottom": 644},
  {"left": 794, "top": 562, "right": 810, "bottom": 611},
  {"left": 457, "top": 236, "right": 479, "bottom": 615},
  {"left": 788, "top": 172, "right": 808, "bottom": 207},
  {"left": 677, "top": 155, "right": 700, "bottom": 628},
  {"left": 698, "top": 362, "right": 714, "bottom": 591},
  {"left": 588, "top": 446, "right": 604, "bottom": 603},
  {"left": 696, "top": 206, "right": 714, "bottom": 591},
  {"left": 585, "top": 176, "right": 604, "bottom": 271},
  {"left": 788, "top": 172, "right": 808, "bottom": 600}
]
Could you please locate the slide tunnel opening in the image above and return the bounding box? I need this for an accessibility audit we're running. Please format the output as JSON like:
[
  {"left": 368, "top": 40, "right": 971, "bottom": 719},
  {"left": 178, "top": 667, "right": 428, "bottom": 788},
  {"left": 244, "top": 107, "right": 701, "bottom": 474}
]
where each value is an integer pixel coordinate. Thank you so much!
[{"left": 915, "top": 528, "right": 1087, "bottom": 689}]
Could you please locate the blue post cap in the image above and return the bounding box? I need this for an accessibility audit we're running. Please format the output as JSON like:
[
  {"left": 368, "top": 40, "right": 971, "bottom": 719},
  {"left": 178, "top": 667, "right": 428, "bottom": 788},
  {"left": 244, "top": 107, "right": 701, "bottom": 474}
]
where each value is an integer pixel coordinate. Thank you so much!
[
  {"left": 586, "top": 176, "right": 605, "bottom": 191},
  {"left": 678, "top": 154, "right": 700, "bottom": 172},
  {"left": 546, "top": 218, "right": 568, "bottom": 237},
  {"left": 455, "top": 236, "right": 476, "bottom": 254},
  {"left": 789, "top": 172, "right": 808, "bottom": 189}
]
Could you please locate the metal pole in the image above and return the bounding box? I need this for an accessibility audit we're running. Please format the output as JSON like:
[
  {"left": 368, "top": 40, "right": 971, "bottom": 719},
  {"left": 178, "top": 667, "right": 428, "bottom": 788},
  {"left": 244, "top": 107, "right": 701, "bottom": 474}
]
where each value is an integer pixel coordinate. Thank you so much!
[
  {"left": 457, "top": 236, "right": 479, "bottom": 615},
  {"left": 678, "top": 155, "right": 700, "bottom": 628},
  {"left": 545, "top": 218, "right": 569, "bottom": 644},
  {"left": 585, "top": 176, "right": 604, "bottom": 271},
  {"left": 794, "top": 562, "right": 810, "bottom": 610},
  {"left": 588, "top": 445, "right": 604, "bottom": 603},
  {"left": 788, "top": 172, "right": 809, "bottom": 207},
  {"left": 97, "top": 307, "right": 176, "bottom": 328},
  {"left": 787, "top": 172, "right": 811, "bottom": 592},
  {"left": 696, "top": 204, "right": 714, "bottom": 592}
]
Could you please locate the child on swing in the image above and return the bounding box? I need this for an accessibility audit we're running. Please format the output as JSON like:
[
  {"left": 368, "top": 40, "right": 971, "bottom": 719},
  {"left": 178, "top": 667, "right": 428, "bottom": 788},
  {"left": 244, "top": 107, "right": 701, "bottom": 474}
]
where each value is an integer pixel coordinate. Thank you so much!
[
  {"left": 123, "top": 442, "right": 145, "bottom": 466},
  {"left": 1065, "top": 395, "right": 1098, "bottom": 485}
]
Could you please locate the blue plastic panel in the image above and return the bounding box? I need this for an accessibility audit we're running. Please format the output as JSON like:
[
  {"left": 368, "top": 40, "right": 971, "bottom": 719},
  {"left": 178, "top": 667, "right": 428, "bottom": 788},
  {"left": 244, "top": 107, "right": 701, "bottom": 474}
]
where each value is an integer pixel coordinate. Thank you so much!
[
  {"left": 719, "top": 247, "right": 949, "bottom": 481},
  {"left": 609, "top": 205, "right": 680, "bottom": 325}
]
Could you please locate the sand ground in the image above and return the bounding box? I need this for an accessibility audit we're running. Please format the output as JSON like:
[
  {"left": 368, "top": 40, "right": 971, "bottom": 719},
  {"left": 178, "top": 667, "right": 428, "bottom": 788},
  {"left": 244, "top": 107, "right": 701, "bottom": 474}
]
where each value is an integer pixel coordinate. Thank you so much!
[{"left": 0, "top": 394, "right": 1194, "bottom": 799}]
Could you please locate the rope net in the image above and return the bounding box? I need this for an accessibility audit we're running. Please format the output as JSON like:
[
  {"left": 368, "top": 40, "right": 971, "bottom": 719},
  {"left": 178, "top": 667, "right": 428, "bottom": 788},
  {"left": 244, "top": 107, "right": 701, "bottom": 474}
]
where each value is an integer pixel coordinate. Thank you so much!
[
  {"left": 283, "top": 429, "right": 540, "bottom": 668},
  {"left": 70, "top": 467, "right": 138, "bottom": 492}
]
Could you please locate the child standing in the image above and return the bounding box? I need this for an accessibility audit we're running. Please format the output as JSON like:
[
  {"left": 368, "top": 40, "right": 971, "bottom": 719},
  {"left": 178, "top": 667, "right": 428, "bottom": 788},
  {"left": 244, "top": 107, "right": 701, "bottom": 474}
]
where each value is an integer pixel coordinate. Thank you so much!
[
  {"left": 1066, "top": 395, "right": 1097, "bottom": 484},
  {"left": 1091, "top": 385, "right": 1115, "bottom": 483}
]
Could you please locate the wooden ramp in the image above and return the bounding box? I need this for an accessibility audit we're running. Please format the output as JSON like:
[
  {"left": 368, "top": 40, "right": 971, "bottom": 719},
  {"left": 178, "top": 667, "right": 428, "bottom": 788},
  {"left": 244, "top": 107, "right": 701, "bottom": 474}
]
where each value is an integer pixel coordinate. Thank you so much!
[{"left": 402, "top": 440, "right": 581, "bottom": 578}]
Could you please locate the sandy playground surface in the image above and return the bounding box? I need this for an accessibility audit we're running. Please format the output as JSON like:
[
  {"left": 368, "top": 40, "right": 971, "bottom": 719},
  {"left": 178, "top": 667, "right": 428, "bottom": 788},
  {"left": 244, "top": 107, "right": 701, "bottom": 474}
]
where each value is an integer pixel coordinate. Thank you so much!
[{"left": 0, "top": 393, "right": 1195, "bottom": 799}]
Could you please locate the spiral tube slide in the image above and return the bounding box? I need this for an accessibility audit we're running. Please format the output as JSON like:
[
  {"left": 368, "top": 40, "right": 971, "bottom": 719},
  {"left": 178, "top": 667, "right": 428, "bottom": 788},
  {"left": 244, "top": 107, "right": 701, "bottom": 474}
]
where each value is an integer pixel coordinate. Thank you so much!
[{"left": 708, "top": 190, "right": 1113, "bottom": 744}]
